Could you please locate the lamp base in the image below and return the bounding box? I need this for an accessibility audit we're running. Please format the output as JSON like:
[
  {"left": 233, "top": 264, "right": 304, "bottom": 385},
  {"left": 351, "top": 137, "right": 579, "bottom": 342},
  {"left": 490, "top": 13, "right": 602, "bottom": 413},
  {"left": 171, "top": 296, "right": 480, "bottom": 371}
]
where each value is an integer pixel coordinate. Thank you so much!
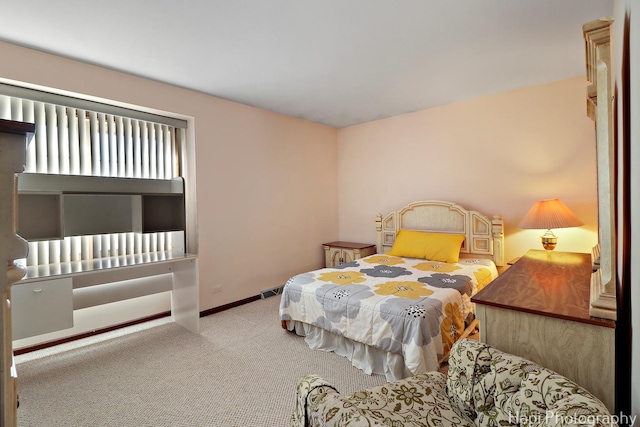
[{"left": 541, "top": 229, "right": 558, "bottom": 251}]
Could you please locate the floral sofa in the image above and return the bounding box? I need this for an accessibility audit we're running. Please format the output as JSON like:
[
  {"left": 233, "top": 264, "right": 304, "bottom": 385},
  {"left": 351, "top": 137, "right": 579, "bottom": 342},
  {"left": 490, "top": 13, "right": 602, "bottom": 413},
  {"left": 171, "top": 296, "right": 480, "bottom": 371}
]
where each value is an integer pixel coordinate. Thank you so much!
[{"left": 292, "top": 338, "right": 615, "bottom": 427}]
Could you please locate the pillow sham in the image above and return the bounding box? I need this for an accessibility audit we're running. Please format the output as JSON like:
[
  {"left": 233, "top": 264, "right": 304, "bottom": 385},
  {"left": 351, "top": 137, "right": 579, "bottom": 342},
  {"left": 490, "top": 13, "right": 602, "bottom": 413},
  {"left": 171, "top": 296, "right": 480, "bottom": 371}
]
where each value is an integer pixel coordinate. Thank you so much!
[{"left": 386, "top": 229, "right": 465, "bottom": 263}]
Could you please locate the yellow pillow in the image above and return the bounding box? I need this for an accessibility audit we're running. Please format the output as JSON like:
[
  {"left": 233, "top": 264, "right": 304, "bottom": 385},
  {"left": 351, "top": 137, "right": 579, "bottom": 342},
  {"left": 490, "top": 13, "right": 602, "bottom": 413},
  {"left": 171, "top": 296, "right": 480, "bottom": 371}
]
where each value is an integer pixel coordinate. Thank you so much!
[
  {"left": 386, "top": 230, "right": 465, "bottom": 263},
  {"left": 386, "top": 230, "right": 430, "bottom": 259},
  {"left": 423, "top": 232, "right": 465, "bottom": 263}
]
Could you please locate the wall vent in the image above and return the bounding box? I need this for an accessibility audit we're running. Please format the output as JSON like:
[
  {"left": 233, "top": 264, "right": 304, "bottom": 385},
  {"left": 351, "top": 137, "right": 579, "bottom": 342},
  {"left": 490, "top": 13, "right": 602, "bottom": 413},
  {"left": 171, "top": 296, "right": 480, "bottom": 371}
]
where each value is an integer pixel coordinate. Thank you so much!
[{"left": 260, "top": 286, "right": 283, "bottom": 299}]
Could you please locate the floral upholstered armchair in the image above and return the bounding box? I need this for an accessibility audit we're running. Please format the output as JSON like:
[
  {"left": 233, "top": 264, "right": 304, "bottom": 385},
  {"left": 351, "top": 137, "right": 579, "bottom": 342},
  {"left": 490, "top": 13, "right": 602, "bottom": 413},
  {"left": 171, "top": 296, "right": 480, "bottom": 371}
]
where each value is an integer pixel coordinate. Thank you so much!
[{"left": 292, "top": 339, "right": 616, "bottom": 427}]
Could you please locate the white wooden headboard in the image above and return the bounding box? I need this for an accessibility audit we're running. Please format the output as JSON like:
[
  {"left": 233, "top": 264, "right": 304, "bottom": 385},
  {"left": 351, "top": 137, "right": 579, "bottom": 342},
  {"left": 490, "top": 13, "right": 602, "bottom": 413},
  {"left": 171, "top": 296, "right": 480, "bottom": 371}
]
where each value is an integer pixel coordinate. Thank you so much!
[{"left": 375, "top": 200, "right": 505, "bottom": 266}]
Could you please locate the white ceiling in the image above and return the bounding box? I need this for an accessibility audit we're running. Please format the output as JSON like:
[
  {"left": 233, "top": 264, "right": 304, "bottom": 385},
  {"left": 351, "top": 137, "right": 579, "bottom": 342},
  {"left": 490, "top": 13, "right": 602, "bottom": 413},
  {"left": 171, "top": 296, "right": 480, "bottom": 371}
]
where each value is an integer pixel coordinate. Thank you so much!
[{"left": 0, "top": 0, "right": 612, "bottom": 128}]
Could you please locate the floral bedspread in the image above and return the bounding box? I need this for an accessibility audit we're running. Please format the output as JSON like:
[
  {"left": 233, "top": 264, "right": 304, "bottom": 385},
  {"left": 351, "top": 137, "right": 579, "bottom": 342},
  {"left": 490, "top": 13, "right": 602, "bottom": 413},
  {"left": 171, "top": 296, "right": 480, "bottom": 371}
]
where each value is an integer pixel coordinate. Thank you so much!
[{"left": 279, "top": 254, "right": 497, "bottom": 376}]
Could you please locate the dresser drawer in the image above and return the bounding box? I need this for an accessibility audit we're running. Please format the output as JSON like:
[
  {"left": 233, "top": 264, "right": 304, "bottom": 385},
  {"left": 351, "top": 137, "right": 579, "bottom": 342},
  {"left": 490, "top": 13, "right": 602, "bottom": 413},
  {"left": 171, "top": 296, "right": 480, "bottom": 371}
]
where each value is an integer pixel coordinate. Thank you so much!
[{"left": 12, "top": 278, "right": 73, "bottom": 340}]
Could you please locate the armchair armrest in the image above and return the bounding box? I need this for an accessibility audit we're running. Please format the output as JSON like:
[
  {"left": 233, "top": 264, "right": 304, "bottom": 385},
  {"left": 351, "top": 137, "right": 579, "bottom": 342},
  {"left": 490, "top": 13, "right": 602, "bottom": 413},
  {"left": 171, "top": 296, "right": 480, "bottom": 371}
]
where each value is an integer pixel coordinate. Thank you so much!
[
  {"left": 291, "top": 375, "right": 339, "bottom": 427},
  {"left": 292, "top": 372, "right": 474, "bottom": 427}
]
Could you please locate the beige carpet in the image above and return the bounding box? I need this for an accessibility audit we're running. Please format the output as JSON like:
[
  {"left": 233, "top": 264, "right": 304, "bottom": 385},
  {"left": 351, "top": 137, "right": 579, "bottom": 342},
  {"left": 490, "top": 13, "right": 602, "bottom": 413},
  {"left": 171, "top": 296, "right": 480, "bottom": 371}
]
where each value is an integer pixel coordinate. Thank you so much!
[{"left": 14, "top": 296, "right": 391, "bottom": 426}]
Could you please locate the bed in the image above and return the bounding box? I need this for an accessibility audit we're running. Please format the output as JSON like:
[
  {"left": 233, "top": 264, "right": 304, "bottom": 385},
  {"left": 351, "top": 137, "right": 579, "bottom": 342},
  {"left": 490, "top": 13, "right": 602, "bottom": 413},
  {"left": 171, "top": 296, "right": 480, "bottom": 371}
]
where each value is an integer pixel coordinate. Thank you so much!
[{"left": 279, "top": 200, "right": 504, "bottom": 381}]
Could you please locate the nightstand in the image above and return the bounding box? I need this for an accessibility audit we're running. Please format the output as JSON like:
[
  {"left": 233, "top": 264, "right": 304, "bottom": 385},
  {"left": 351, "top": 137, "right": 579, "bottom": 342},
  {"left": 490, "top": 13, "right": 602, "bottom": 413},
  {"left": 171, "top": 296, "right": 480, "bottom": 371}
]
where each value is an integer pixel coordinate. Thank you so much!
[
  {"left": 322, "top": 241, "right": 376, "bottom": 267},
  {"left": 471, "top": 249, "right": 615, "bottom": 412}
]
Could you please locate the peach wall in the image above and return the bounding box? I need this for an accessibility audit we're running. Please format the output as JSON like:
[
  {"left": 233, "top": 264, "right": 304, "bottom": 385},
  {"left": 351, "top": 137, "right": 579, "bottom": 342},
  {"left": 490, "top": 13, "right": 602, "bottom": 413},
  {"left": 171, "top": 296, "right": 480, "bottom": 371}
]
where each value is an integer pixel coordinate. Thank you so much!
[
  {"left": 336, "top": 76, "right": 598, "bottom": 262},
  {"left": 0, "top": 41, "right": 338, "bottom": 312}
]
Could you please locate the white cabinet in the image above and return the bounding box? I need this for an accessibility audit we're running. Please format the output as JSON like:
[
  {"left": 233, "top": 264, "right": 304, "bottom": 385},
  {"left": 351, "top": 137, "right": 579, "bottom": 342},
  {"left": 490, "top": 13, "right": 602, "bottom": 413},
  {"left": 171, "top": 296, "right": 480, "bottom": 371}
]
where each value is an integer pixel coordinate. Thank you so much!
[
  {"left": 583, "top": 18, "right": 617, "bottom": 320},
  {"left": 11, "top": 278, "right": 73, "bottom": 340},
  {"left": 1, "top": 119, "right": 35, "bottom": 426},
  {"left": 323, "top": 241, "right": 376, "bottom": 268},
  {"left": 13, "top": 253, "right": 199, "bottom": 342},
  {"left": 17, "top": 174, "right": 186, "bottom": 240}
]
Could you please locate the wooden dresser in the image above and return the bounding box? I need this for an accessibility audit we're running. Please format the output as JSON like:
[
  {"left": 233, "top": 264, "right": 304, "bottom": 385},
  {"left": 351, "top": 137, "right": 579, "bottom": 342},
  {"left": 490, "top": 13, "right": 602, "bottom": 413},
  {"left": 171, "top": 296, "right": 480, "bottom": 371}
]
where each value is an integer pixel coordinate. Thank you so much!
[{"left": 471, "top": 249, "right": 615, "bottom": 412}]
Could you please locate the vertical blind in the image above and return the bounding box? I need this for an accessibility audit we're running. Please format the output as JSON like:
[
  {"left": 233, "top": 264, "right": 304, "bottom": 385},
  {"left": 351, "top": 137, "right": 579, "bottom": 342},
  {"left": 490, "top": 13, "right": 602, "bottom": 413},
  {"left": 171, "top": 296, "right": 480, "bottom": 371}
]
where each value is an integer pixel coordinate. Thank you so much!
[{"left": 0, "top": 95, "right": 181, "bottom": 267}]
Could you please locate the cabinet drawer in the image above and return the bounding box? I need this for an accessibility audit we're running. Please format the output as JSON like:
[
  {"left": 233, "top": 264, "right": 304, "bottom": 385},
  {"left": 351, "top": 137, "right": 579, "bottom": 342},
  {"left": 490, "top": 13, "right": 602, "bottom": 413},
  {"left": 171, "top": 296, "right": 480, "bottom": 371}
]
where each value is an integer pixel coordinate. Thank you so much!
[{"left": 12, "top": 278, "right": 73, "bottom": 340}]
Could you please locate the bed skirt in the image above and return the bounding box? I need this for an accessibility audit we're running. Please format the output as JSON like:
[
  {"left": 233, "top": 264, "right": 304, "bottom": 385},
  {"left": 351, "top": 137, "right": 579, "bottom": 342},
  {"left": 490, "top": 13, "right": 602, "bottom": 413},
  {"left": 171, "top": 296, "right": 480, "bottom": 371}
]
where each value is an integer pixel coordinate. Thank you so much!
[{"left": 284, "top": 320, "right": 441, "bottom": 382}]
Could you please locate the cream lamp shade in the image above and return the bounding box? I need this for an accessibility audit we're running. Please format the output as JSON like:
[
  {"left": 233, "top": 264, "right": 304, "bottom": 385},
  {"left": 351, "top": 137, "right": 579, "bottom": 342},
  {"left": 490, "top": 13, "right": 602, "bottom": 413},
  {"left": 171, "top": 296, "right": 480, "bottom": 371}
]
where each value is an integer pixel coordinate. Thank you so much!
[{"left": 518, "top": 198, "right": 584, "bottom": 251}]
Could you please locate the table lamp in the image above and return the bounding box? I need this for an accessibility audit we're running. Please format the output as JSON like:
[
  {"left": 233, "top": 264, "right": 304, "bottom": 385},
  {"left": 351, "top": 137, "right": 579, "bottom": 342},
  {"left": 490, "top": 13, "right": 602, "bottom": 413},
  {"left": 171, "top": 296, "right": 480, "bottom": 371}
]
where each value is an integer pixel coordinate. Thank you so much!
[{"left": 518, "top": 198, "right": 584, "bottom": 251}]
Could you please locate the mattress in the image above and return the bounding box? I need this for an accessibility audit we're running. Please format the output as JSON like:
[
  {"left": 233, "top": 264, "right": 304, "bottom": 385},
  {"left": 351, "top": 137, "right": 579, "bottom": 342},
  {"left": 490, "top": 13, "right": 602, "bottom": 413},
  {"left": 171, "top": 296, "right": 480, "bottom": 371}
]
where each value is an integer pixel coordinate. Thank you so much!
[{"left": 279, "top": 253, "right": 497, "bottom": 379}]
